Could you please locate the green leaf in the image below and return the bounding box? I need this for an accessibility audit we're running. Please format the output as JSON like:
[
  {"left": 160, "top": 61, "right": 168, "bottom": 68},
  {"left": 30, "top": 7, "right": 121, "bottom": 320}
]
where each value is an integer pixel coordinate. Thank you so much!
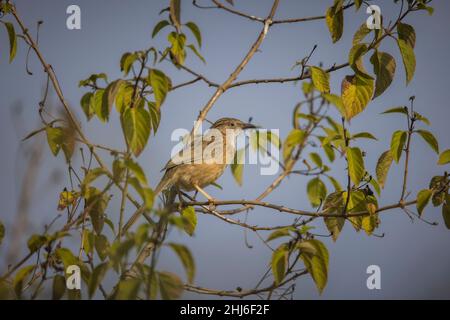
[
  {"left": 168, "top": 243, "right": 195, "bottom": 283},
  {"left": 82, "top": 169, "right": 107, "bottom": 191},
  {"left": 114, "top": 279, "right": 141, "bottom": 300},
  {"left": 381, "top": 106, "right": 408, "bottom": 115},
  {"left": 56, "top": 248, "right": 78, "bottom": 269},
  {"left": 27, "top": 234, "right": 48, "bottom": 253},
  {"left": 298, "top": 239, "right": 329, "bottom": 294},
  {"left": 416, "top": 189, "right": 432, "bottom": 216},
  {"left": 322, "top": 192, "right": 345, "bottom": 241},
  {"left": 397, "top": 39, "right": 416, "bottom": 85},
  {"left": 310, "top": 66, "right": 330, "bottom": 93},
  {"left": 370, "top": 50, "right": 396, "bottom": 98},
  {"left": 416, "top": 3, "right": 434, "bottom": 15},
  {"left": 158, "top": 271, "right": 184, "bottom": 300},
  {"left": 88, "top": 262, "right": 109, "bottom": 299},
  {"left": 307, "top": 178, "right": 327, "bottom": 208},
  {"left": 323, "top": 143, "right": 336, "bottom": 163},
  {"left": 283, "top": 129, "right": 305, "bottom": 162},
  {"left": 370, "top": 178, "right": 381, "bottom": 196},
  {"left": 354, "top": 0, "right": 362, "bottom": 10},
  {"left": 92, "top": 89, "right": 107, "bottom": 122},
  {"left": 128, "top": 178, "right": 154, "bottom": 210},
  {"left": 149, "top": 68, "right": 170, "bottom": 108},
  {"left": 347, "top": 147, "right": 365, "bottom": 186},
  {"left": 52, "top": 275, "right": 66, "bottom": 300},
  {"left": 322, "top": 93, "right": 344, "bottom": 115},
  {"left": 45, "top": 126, "right": 64, "bottom": 156},
  {"left": 115, "top": 83, "right": 134, "bottom": 113},
  {"left": 168, "top": 32, "right": 186, "bottom": 65},
  {"left": 361, "top": 214, "right": 379, "bottom": 236},
  {"left": 152, "top": 20, "right": 170, "bottom": 38},
  {"left": 13, "top": 265, "right": 35, "bottom": 298},
  {"left": 109, "top": 239, "right": 135, "bottom": 272},
  {"left": 103, "top": 79, "right": 125, "bottom": 116},
  {"left": 85, "top": 190, "right": 109, "bottom": 235},
  {"left": 181, "top": 206, "right": 197, "bottom": 236},
  {"left": 348, "top": 43, "right": 367, "bottom": 68},
  {"left": 4, "top": 22, "right": 17, "bottom": 63},
  {"left": 231, "top": 148, "right": 245, "bottom": 186},
  {"left": 187, "top": 44, "right": 205, "bottom": 63},
  {"left": 95, "top": 234, "right": 110, "bottom": 261},
  {"left": 309, "top": 152, "right": 323, "bottom": 168},
  {"left": 438, "top": 149, "right": 450, "bottom": 165},
  {"left": 351, "top": 132, "right": 377, "bottom": 140},
  {"left": 120, "top": 52, "right": 138, "bottom": 76},
  {"left": 266, "top": 228, "right": 291, "bottom": 242},
  {"left": 80, "top": 92, "right": 94, "bottom": 120},
  {"left": 376, "top": 150, "right": 393, "bottom": 189},
  {"left": 124, "top": 159, "right": 148, "bottom": 185},
  {"left": 325, "top": 0, "right": 344, "bottom": 43},
  {"left": 442, "top": 201, "right": 450, "bottom": 229},
  {"left": 352, "top": 23, "right": 371, "bottom": 45},
  {"left": 414, "top": 112, "right": 431, "bottom": 125},
  {"left": 390, "top": 130, "right": 407, "bottom": 163},
  {"left": 397, "top": 22, "right": 416, "bottom": 49},
  {"left": 271, "top": 244, "right": 288, "bottom": 285},
  {"left": 122, "top": 107, "right": 151, "bottom": 157},
  {"left": 148, "top": 101, "right": 162, "bottom": 134},
  {"left": 0, "top": 221, "right": 5, "bottom": 246},
  {"left": 82, "top": 229, "right": 94, "bottom": 255},
  {"left": 416, "top": 130, "right": 439, "bottom": 154},
  {"left": 341, "top": 74, "right": 374, "bottom": 120},
  {"left": 429, "top": 176, "right": 447, "bottom": 207},
  {"left": 67, "top": 289, "right": 81, "bottom": 300},
  {"left": 327, "top": 175, "right": 342, "bottom": 192},
  {"left": 185, "top": 21, "right": 202, "bottom": 47}
]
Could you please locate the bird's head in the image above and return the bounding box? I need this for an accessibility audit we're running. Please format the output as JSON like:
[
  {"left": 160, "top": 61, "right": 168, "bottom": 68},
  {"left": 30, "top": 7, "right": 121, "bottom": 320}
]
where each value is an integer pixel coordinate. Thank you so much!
[{"left": 210, "top": 117, "right": 256, "bottom": 133}]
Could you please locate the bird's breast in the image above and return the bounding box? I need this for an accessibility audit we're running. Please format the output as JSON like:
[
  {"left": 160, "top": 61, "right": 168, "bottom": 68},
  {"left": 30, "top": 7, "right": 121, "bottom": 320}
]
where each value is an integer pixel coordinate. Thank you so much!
[{"left": 176, "top": 163, "right": 227, "bottom": 191}]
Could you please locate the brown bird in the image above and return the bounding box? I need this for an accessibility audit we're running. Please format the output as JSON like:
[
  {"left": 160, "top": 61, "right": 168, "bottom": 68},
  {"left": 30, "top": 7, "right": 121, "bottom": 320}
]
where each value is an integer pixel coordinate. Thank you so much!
[
  {"left": 122, "top": 118, "right": 256, "bottom": 233},
  {"left": 154, "top": 117, "right": 256, "bottom": 202}
]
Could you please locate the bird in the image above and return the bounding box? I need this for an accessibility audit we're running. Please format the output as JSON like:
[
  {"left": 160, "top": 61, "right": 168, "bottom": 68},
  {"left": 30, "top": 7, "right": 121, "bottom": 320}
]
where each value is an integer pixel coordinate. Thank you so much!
[
  {"left": 154, "top": 117, "right": 256, "bottom": 202},
  {"left": 122, "top": 117, "right": 256, "bottom": 233}
]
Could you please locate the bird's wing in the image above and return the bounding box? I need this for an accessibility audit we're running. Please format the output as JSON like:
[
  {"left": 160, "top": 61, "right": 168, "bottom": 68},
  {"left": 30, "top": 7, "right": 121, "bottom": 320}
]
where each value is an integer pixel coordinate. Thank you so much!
[{"left": 160, "top": 134, "right": 225, "bottom": 172}]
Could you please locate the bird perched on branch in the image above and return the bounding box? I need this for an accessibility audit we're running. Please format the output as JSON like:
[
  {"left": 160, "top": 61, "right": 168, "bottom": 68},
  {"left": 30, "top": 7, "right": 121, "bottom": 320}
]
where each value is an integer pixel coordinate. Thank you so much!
[
  {"left": 122, "top": 117, "right": 256, "bottom": 233},
  {"left": 154, "top": 117, "right": 256, "bottom": 202}
]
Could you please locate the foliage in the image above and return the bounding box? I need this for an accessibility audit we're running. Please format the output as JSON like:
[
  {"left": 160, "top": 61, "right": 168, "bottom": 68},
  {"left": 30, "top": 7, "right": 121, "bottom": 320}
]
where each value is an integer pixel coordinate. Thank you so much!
[{"left": 0, "top": 0, "right": 447, "bottom": 301}]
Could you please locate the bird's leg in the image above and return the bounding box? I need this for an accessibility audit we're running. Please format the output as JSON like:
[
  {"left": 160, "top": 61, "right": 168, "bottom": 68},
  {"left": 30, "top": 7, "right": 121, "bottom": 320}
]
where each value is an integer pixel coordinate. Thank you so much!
[
  {"left": 193, "top": 190, "right": 198, "bottom": 200},
  {"left": 176, "top": 188, "right": 185, "bottom": 212},
  {"left": 193, "top": 184, "right": 216, "bottom": 210}
]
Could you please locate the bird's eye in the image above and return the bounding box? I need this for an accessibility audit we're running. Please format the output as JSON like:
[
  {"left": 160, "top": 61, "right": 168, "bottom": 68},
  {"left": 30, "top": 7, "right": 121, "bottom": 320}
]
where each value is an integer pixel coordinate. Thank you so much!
[{"left": 231, "top": 123, "right": 235, "bottom": 126}]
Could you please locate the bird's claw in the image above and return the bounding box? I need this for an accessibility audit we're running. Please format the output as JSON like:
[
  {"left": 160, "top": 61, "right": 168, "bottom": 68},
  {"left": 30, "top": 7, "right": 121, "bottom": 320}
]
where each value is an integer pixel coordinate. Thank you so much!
[{"left": 207, "top": 198, "right": 217, "bottom": 211}]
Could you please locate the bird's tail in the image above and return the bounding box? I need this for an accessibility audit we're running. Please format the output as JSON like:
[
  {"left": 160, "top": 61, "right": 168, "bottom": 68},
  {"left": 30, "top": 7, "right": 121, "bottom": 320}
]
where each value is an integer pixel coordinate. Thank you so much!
[
  {"left": 153, "top": 171, "right": 174, "bottom": 196},
  {"left": 122, "top": 171, "right": 174, "bottom": 233}
]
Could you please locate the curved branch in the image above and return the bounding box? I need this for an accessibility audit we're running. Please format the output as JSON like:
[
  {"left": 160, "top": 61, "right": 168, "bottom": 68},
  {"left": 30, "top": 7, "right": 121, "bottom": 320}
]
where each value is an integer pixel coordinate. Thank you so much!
[{"left": 271, "top": 3, "right": 355, "bottom": 25}]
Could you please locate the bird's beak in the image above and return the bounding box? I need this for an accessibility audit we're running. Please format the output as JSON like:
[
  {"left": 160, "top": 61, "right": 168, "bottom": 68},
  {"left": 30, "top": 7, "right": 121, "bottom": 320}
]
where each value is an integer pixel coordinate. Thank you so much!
[{"left": 243, "top": 123, "right": 257, "bottom": 130}]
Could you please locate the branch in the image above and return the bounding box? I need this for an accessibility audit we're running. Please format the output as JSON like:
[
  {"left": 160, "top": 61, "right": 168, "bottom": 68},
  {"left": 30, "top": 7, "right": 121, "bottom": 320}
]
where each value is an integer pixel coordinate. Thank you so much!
[
  {"left": 192, "top": 0, "right": 280, "bottom": 134},
  {"left": 195, "top": 0, "right": 266, "bottom": 23},
  {"left": 185, "top": 269, "right": 308, "bottom": 298},
  {"left": 184, "top": 199, "right": 418, "bottom": 218},
  {"left": 228, "top": 62, "right": 349, "bottom": 89},
  {"left": 271, "top": 3, "right": 355, "bottom": 25}
]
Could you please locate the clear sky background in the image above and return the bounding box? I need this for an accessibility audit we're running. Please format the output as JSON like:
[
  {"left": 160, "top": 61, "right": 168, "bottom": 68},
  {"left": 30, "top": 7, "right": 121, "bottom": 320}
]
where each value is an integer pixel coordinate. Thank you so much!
[{"left": 1, "top": 0, "right": 450, "bottom": 299}]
